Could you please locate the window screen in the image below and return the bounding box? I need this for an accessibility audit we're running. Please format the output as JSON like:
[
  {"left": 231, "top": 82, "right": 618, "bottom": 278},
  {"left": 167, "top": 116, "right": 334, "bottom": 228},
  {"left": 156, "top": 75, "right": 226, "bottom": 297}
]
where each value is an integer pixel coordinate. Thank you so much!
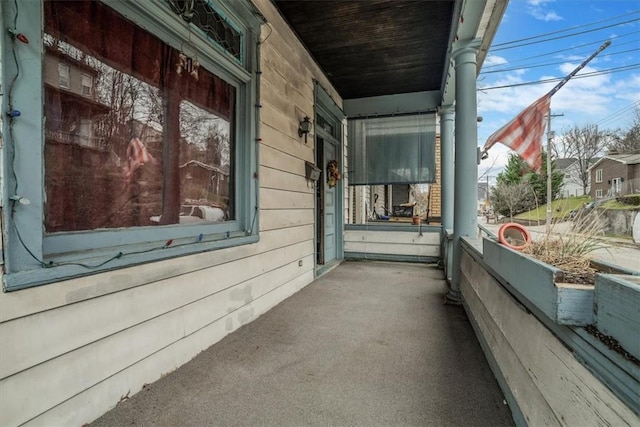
[{"left": 348, "top": 114, "right": 436, "bottom": 185}]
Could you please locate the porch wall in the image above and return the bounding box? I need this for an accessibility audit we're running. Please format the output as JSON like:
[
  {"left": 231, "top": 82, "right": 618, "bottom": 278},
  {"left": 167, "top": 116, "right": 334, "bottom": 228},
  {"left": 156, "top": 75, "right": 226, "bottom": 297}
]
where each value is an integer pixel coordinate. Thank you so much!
[
  {"left": 0, "top": 1, "right": 342, "bottom": 425},
  {"left": 460, "top": 246, "right": 638, "bottom": 426},
  {"left": 344, "top": 225, "right": 440, "bottom": 262}
]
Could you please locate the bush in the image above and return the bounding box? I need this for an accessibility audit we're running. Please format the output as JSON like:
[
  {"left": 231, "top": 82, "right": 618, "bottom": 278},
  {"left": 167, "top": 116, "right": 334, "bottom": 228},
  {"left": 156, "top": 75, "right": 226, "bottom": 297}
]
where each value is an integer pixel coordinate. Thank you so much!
[{"left": 615, "top": 194, "right": 640, "bottom": 206}]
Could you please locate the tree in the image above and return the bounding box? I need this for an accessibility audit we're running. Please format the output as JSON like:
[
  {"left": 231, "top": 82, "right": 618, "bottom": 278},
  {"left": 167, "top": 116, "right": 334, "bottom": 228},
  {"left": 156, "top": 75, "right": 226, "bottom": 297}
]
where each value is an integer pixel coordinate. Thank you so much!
[
  {"left": 607, "top": 107, "right": 640, "bottom": 154},
  {"left": 496, "top": 152, "right": 562, "bottom": 207},
  {"left": 555, "top": 124, "right": 611, "bottom": 196},
  {"left": 490, "top": 181, "right": 535, "bottom": 220}
]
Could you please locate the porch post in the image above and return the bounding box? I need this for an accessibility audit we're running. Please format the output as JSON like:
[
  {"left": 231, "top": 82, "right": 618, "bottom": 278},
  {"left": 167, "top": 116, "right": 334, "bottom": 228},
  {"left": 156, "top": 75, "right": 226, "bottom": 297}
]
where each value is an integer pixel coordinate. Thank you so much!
[
  {"left": 438, "top": 106, "right": 454, "bottom": 232},
  {"left": 448, "top": 41, "right": 479, "bottom": 304}
]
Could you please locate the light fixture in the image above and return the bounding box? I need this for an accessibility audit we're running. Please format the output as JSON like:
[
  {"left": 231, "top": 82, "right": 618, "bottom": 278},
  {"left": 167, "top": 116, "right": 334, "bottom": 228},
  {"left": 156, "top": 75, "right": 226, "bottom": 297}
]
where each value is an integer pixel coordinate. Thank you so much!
[
  {"left": 10, "top": 195, "right": 31, "bottom": 205},
  {"left": 298, "top": 116, "right": 312, "bottom": 141}
]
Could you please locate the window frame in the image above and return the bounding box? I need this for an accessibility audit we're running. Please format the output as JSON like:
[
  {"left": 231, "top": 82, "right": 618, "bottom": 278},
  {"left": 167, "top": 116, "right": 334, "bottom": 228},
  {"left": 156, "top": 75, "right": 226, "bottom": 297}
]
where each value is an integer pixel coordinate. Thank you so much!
[
  {"left": 595, "top": 169, "right": 603, "bottom": 183},
  {"left": 2, "top": 0, "right": 263, "bottom": 290},
  {"left": 57, "top": 62, "right": 70, "bottom": 88},
  {"left": 612, "top": 177, "right": 622, "bottom": 193},
  {"left": 595, "top": 189, "right": 603, "bottom": 198},
  {"left": 80, "top": 73, "right": 92, "bottom": 96}
]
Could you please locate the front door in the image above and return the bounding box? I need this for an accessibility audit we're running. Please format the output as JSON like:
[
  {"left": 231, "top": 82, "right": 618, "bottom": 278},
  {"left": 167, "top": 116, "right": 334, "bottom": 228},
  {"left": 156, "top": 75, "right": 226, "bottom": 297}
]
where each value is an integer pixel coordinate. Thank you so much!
[{"left": 317, "top": 136, "right": 338, "bottom": 265}]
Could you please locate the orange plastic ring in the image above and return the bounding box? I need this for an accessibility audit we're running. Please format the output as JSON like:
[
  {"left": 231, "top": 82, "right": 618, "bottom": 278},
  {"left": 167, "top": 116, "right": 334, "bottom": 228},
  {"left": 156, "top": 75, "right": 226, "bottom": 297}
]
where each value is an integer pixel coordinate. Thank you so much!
[{"left": 498, "top": 222, "right": 532, "bottom": 250}]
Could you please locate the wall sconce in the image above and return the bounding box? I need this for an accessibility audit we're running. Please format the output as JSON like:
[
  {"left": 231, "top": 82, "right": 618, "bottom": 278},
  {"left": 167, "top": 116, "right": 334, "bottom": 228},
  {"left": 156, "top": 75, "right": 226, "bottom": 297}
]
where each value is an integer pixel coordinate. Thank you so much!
[{"left": 298, "top": 116, "right": 312, "bottom": 142}]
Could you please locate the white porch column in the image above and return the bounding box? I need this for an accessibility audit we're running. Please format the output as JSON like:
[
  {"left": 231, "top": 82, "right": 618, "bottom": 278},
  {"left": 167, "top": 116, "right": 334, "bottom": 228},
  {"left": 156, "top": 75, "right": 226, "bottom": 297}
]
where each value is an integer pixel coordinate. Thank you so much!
[
  {"left": 448, "top": 41, "right": 480, "bottom": 304},
  {"left": 438, "top": 106, "right": 455, "bottom": 232}
]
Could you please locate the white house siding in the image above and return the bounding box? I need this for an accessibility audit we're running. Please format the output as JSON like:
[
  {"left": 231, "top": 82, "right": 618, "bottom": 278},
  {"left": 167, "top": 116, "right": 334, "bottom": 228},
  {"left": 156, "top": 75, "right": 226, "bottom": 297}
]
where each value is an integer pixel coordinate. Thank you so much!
[
  {"left": 0, "top": 1, "right": 343, "bottom": 425},
  {"left": 560, "top": 162, "right": 588, "bottom": 198},
  {"left": 344, "top": 228, "right": 440, "bottom": 260}
]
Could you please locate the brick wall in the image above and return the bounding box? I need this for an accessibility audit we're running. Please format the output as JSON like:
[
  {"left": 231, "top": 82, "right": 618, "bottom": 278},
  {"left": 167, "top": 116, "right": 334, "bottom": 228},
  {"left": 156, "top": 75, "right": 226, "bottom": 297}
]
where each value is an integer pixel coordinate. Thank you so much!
[{"left": 428, "top": 135, "right": 442, "bottom": 220}]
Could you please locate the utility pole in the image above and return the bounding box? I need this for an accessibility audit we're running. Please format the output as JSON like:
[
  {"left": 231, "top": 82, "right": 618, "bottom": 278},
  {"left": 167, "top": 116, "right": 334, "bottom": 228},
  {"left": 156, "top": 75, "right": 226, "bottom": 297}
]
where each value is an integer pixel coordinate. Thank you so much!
[{"left": 546, "top": 112, "right": 564, "bottom": 234}]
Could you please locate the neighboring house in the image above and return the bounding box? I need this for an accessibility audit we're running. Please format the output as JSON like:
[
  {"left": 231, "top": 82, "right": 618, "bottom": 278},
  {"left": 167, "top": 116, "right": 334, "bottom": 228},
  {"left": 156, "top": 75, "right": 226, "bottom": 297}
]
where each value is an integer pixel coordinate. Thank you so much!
[
  {"left": 588, "top": 154, "right": 640, "bottom": 199},
  {"left": 0, "top": 1, "right": 505, "bottom": 426},
  {"left": 555, "top": 158, "right": 581, "bottom": 198}
]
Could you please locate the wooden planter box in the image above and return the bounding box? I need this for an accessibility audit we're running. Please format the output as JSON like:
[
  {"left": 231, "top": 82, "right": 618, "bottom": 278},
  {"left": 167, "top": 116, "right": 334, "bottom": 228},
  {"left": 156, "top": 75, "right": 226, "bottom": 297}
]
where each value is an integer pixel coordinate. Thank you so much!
[
  {"left": 595, "top": 274, "right": 640, "bottom": 361},
  {"left": 483, "top": 238, "right": 595, "bottom": 326}
]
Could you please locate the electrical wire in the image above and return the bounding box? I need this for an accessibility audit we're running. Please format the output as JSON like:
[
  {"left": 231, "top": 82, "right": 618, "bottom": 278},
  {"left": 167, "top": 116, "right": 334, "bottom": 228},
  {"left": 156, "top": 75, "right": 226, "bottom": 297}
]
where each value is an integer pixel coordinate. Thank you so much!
[
  {"left": 480, "top": 47, "right": 640, "bottom": 75},
  {"left": 490, "top": 16, "right": 640, "bottom": 52},
  {"left": 594, "top": 100, "right": 640, "bottom": 127},
  {"left": 478, "top": 63, "right": 640, "bottom": 91},
  {"left": 491, "top": 9, "right": 640, "bottom": 48},
  {"left": 483, "top": 33, "right": 640, "bottom": 69}
]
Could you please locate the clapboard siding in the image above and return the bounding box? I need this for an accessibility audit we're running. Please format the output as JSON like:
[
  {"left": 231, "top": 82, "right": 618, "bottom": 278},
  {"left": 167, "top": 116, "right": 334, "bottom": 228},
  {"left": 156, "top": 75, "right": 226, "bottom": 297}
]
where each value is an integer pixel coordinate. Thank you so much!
[
  {"left": 260, "top": 166, "right": 313, "bottom": 193},
  {"left": 345, "top": 242, "right": 439, "bottom": 257},
  {"left": 261, "top": 188, "right": 314, "bottom": 210},
  {"left": 261, "top": 208, "right": 314, "bottom": 231},
  {"left": 0, "top": 0, "right": 343, "bottom": 425},
  {"left": 260, "top": 122, "right": 314, "bottom": 163},
  {"left": 0, "top": 225, "right": 313, "bottom": 322},
  {"left": 2, "top": 250, "right": 314, "bottom": 427},
  {"left": 460, "top": 249, "right": 639, "bottom": 426},
  {"left": 261, "top": 102, "right": 304, "bottom": 143},
  {"left": 344, "top": 229, "right": 439, "bottom": 259},
  {"left": 0, "top": 241, "right": 313, "bottom": 380},
  {"left": 261, "top": 144, "right": 306, "bottom": 176},
  {"left": 15, "top": 268, "right": 313, "bottom": 425}
]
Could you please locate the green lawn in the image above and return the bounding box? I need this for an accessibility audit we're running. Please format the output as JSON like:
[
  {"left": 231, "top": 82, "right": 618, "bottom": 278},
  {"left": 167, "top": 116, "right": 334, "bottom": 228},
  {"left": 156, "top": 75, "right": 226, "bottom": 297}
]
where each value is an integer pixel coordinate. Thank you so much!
[
  {"left": 514, "top": 196, "right": 592, "bottom": 220},
  {"left": 601, "top": 194, "right": 640, "bottom": 210}
]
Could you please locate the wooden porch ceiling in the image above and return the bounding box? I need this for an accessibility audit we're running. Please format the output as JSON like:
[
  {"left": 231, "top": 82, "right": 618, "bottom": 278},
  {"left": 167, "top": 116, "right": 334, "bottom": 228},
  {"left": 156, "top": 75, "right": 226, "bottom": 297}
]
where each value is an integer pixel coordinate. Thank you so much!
[{"left": 273, "top": 0, "right": 455, "bottom": 100}]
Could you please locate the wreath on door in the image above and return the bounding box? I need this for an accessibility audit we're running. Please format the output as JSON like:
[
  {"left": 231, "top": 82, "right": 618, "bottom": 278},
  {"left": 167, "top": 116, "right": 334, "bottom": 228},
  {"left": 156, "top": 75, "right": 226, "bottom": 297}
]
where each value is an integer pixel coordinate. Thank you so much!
[{"left": 327, "top": 160, "right": 340, "bottom": 188}]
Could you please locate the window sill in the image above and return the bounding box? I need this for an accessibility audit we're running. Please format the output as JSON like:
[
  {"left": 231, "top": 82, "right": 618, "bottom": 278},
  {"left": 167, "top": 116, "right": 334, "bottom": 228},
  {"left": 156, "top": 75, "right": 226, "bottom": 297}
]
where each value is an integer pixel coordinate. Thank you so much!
[{"left": 4, "top": 233, "right": 259, "bottom": 292}]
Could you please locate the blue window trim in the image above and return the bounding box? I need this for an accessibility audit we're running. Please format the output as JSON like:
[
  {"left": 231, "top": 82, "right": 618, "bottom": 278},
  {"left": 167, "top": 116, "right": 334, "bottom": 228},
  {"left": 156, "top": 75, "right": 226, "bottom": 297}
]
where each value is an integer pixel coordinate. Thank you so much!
[
  {"left": 1, "top": 0, "right": 265, "bottom": 291},
  {"left": 313, "top": 82, "right": 346, "bottom": 264},
  {"left": 165, "top": 0, "right": 245, "bottom": 65},
  {"left": 202, "top": 0, "right": 246, "bottom": 65}
]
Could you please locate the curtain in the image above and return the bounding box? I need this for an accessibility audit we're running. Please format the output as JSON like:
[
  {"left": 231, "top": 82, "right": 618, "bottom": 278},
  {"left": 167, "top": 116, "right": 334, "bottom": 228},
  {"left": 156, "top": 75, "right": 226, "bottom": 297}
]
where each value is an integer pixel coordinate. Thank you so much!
[{"left": 348, "top": 114, "right": 436, "bottom": 185}]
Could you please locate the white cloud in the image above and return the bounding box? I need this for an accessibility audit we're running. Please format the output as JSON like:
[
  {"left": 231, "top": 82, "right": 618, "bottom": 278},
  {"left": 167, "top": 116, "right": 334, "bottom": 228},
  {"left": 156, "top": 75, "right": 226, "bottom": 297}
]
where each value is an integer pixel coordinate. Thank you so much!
[
  {"left": 529, "top": 9, "right": 563, "bottom": 21},
  {"left": 484, "top": 55, "right": 508, "bottom": 67},
  {"left": 526, "top": 0, "right": 563, "bottom": 22},
  {"left": 527, "top": 0, "right": 554, "bottom": 5}
]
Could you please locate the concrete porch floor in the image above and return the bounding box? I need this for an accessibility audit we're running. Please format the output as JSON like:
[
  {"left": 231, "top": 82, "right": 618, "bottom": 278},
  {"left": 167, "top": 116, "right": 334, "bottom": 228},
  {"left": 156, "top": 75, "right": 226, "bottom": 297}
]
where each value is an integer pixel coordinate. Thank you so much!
[{"left": 92, "top": 261, "right": 514, "bottom": 426}]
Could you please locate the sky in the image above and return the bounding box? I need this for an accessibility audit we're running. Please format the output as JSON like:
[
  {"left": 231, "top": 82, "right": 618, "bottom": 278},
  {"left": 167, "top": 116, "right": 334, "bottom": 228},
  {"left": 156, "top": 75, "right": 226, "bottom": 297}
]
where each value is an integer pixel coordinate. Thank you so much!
[{"left": 477, "top": 0, "right": 640, "bottom": 181}]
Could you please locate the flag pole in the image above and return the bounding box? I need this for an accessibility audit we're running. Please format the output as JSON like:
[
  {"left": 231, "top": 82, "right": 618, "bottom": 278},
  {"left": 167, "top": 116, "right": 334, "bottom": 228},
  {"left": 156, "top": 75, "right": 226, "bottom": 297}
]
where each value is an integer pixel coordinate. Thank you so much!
[
  {"left": 543, "top": 40, "right": 610, "bottom": 234},
  {"left": 480, "top": 41, "right": 611, "bottom": 160},
  {"left": 545, "top": 40, "right": 611, "bottom": 99}
]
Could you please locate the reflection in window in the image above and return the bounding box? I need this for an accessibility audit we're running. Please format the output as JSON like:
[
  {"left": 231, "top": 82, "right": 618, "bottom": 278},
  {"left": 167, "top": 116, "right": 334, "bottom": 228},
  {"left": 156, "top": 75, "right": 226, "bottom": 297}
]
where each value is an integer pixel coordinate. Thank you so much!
[
  {"left": 58, "top": 63, "right": 70, "bottom": 88},
  {"left": 81, "top": 74, "right": 93, "bottom": 96},
  {"left": 43, "top": 0, "right": 235, "bottom": 233}
]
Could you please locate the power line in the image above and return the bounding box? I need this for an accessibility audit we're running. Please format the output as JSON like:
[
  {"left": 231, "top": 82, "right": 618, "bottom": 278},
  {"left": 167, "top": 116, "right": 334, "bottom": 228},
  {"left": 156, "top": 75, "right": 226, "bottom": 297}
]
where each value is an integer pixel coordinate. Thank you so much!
[
  {"left": 478, "top": 64, "right": 640, "bottom": 91},
  {"left": 483, "top": 33, "right": 639, "bottom": 69},
  {"left": 491, "top": 17, "right": 640, "bottom": 52},
  {"left": 492, "top": 9, "right": 640, "bottom": 47},
  {"left": 594, "top": 100, "right": 640, "bottom": 127},
  {"left": 480, "top": 48, "right": 640, "bottom": 75}
]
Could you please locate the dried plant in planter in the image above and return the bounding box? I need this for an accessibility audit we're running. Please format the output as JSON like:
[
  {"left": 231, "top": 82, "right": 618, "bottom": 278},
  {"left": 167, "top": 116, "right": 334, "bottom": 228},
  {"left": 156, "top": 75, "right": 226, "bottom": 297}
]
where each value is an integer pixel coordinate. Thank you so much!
[{"left": 522, "top": 211, "right": 607, "bottom": 285}]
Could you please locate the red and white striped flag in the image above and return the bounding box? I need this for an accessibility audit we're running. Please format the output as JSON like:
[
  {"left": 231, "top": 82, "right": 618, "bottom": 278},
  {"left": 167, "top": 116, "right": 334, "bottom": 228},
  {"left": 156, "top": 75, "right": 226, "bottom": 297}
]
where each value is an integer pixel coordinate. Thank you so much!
[{"left": 483, "top": 94, "right": 550, "bottom": 171}]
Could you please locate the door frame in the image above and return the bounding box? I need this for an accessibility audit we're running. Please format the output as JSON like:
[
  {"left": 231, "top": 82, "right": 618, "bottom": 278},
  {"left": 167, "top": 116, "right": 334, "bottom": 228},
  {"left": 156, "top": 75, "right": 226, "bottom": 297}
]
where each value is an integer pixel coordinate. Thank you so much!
[{"left": 313, "top": 81, "right": 345, "bottom": 276}]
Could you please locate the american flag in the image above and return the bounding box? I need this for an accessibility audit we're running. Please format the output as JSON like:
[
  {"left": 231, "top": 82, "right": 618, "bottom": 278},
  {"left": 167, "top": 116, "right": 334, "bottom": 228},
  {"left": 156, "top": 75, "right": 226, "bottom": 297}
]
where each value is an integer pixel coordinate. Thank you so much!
[
  {"left": 483, "top": 94, "right": 550, "bottom": 171},
  {"left": 125, "top": 137, "right": 154, "bottom": 179}
]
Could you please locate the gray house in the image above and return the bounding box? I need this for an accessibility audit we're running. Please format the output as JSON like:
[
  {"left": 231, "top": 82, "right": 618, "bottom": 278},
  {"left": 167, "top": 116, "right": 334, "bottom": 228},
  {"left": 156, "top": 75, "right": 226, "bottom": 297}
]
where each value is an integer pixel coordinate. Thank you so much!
[{"left": 588, "top": 154, "right": 640, "bottom": 198}]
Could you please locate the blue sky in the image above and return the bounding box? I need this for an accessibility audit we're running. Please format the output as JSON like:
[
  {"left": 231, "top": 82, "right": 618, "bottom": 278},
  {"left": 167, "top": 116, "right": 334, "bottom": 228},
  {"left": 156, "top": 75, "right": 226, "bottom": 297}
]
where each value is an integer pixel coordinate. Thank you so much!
[{"left": 477, "top": 0, "right": 640, "bottom": 179}]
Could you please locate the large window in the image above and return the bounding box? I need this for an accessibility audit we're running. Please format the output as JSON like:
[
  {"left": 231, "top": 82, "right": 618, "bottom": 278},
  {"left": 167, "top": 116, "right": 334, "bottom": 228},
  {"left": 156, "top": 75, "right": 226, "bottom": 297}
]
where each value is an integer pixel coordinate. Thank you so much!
[{"left": 2, "top": 0, "right": 261, "bottom": 290}]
